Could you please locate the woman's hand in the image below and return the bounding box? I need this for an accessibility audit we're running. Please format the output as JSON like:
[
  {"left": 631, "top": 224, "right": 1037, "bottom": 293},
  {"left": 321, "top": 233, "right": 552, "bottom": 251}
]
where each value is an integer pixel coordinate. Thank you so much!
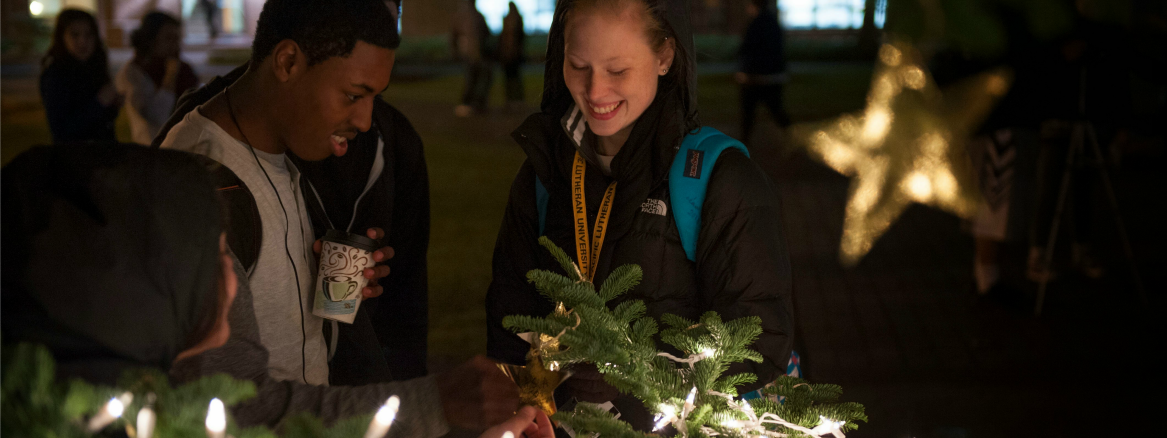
[
  {"left": 97, "top": 83, "right": 121, "bottom": 107},
  {"left": 478, "top": 406, "right": 554, "bottom": 438},
  {"left": 162, "top": 58, "right": 181, "bottom": 90}
]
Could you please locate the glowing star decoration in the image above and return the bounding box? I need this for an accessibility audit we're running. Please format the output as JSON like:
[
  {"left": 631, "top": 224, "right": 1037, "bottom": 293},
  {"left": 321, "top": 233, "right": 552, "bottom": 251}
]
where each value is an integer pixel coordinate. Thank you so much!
[
  {"left": 496, "top": 353, "right": 570, "bottom": 416},
  {"left": 799, "top": 41, "right": 1011, "bottom": 265},
  {"left": 499, "top": 317, "right": 574, "bottom": 416}
]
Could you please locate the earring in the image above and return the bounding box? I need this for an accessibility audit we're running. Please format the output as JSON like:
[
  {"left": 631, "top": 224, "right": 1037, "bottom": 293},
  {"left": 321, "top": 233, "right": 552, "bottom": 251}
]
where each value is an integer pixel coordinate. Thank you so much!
[{"left": 661, "top": 68, "right": 669, "bottom": 75}]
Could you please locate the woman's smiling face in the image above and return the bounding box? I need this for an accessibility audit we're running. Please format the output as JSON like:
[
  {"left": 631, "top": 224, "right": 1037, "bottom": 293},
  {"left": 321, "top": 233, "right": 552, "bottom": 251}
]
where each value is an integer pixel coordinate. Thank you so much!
[{"left": 562, "top": 2, "right": 674, "bottom": 143}]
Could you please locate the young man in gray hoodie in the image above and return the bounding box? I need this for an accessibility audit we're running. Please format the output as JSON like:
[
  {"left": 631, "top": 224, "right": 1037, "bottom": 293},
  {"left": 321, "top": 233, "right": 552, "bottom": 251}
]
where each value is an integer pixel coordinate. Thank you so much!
[{"left": 161, "top": 0, "right": 519, "bottom": 433}]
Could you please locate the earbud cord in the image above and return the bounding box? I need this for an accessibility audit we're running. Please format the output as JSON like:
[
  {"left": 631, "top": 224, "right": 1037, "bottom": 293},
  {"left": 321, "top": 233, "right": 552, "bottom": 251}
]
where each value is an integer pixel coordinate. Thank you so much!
[{"left": 225, "top": 86, "right": 311, "bottom": 385}]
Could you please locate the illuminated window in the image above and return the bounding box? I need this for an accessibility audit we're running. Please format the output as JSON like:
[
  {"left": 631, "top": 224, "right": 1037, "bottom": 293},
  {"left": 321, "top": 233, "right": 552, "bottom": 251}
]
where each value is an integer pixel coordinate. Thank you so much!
[
  {"left": 778, "top": 0, "right": 885, "bottom": 29},
  {"left": 479, "top": 0, "right": 556, "bottom": 33}
]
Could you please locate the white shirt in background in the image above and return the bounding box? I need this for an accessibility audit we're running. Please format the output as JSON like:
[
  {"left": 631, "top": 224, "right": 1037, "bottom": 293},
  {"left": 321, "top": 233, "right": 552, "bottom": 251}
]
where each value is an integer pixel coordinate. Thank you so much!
[{"left": 116, "top": 62, "right": 177, "bottom": 145}]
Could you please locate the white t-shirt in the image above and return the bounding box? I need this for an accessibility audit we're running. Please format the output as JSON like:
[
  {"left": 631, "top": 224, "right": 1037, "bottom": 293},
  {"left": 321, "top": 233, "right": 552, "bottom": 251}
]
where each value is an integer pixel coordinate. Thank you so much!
[
  {"left": 160, "top": 109, "right": 329, "bottom": 386},
  {"left": 115, "top": 62, "right": 176, "bottom": 145}
]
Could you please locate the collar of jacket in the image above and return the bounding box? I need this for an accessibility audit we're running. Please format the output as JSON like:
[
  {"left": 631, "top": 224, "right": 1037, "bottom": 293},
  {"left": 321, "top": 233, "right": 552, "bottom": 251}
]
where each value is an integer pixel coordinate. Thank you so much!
[
  {"left": 511, "top": 85, "right": 686, "bottom": 194},
  {"left": 510, "top": 86, "right": 685, "bottom": 252}
]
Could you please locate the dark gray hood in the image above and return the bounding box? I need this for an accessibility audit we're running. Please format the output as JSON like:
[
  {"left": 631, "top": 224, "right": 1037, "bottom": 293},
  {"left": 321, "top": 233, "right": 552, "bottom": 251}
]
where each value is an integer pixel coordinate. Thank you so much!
[{"left": 2, "top": 144, "right": 224, "bottom": 384}]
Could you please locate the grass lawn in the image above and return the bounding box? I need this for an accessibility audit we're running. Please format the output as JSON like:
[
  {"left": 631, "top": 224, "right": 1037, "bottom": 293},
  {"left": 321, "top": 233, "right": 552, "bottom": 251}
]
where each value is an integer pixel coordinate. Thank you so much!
[{"left": 0, "top": 62, "right": 873, "bottom": 368}]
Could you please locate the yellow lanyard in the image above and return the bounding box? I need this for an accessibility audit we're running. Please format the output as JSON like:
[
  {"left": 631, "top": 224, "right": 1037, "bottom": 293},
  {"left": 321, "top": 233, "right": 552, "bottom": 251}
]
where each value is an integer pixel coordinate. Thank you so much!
[{"left": 571, "top": 152, "right": 617, "bottom": 280}]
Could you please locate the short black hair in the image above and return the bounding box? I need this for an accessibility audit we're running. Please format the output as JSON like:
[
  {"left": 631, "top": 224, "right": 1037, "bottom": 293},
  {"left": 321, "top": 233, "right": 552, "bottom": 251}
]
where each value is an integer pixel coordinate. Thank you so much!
[
  {"left": 251, "top": 0, "right": 401, "bottom": 66},
  {"left": 131, "top": 11, "right": 181, "bottom": 59}
]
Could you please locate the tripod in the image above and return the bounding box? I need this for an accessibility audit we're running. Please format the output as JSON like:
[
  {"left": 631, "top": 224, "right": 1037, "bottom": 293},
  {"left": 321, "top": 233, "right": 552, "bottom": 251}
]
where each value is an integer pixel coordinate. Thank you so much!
[{"left": 1033, "top": 69, "right": 1147, "bottom": 316}]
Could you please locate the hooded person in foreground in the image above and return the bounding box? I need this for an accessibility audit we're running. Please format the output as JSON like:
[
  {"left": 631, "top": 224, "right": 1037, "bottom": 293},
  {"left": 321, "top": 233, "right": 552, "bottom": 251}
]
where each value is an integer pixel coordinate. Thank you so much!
[
  {"left": 1, "top": 144, "right": 235, "bottom": 386},
  {"left": 485, "top": 0, "right": 794, "bottom": 430},
  {"left": 0, "top": 144, "right": 549, "bottom": 437}
]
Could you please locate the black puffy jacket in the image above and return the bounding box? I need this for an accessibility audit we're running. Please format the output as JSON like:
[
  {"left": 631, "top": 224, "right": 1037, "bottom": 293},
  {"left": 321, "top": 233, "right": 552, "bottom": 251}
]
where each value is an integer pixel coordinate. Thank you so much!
[{"left": 485, "top": 0, "right": 793, "bottom": 429}]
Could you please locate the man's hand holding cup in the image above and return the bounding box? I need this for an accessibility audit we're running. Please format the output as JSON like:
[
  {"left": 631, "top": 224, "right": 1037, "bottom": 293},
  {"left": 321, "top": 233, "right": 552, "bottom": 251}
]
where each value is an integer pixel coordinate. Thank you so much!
[{"left": 310, "top": 227, "right": 394, "bottom": 324}]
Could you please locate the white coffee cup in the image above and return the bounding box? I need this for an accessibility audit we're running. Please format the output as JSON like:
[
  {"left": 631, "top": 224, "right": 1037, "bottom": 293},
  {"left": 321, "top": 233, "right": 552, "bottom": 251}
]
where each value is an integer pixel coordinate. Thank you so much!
[{"left": 312, "top": 230, "right": 378, "bottom": 324}]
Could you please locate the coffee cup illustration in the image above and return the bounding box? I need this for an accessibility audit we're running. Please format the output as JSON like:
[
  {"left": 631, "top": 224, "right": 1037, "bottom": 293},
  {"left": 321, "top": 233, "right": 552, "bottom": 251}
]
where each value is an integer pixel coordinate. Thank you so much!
[
  {"left": 313, "top": 230, "right": 379, "bottom": 324},
  {"left": 323, "top": 276, "right": 358, "bottom": 302}
]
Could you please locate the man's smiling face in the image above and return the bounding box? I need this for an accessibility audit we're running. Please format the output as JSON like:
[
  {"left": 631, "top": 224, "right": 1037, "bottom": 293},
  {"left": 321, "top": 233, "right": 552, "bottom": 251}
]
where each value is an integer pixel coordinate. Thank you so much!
[{"left": 280, "top": 41, "right": 395, "bottom": 161}]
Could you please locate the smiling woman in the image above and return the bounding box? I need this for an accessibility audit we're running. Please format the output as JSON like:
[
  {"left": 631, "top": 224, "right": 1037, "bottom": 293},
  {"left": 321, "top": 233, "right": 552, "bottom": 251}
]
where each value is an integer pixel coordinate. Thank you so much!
[
  {"left": 562, "top": 0, "right": 675, "bottom": 154},
  {"left": 487, "top": 0, "right": 794, "bottom": 432}
]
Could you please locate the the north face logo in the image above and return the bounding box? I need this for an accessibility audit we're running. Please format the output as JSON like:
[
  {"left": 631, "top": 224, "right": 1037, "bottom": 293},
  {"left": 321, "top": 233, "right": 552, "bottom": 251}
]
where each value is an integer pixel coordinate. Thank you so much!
[{"left": 640, "top": 199, "right": 667, "bottom": 216}]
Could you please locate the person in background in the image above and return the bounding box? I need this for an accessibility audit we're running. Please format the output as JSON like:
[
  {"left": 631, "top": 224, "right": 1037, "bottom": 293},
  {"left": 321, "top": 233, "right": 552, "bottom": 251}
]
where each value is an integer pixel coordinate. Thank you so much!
[
  {"left": 1, "top": 144, "right": 236, "bottom": 387},
  {"left": 451, "top": 0, "right": 493, "bottom": 117},
  {"left": 198, "top": 0, "right": 221, "bottom": 40},
  {"left": 736, "top": 0, "right": 791, "bottom": 146},
  {"left": 936, "top": 6, "right": 1043, "bottom": 298},
  {"left": 499, "top": 1, "right": 527, "bottom": 112},
  {"left": 1027, "top": 1, "right": 1132, "bottom": 283},
  {"left": 39, "top": 9, "right": 121, "bottom": 143},
  {"left": 117, "top": 11, "right": 200, "bottom": 145}
]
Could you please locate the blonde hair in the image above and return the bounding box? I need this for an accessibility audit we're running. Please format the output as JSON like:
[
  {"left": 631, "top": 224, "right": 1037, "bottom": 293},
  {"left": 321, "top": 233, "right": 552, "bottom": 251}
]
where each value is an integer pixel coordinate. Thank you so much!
[{"left": 565, "top": 0, "right": 672, "bottom": 54}]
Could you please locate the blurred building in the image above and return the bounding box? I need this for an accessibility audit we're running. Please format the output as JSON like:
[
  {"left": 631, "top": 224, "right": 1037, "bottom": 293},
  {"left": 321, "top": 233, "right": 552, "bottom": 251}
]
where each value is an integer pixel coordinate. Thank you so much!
[
  {"left": 3, "top": 0, "right": 885, "bottom": 48},
  {"left": 9, "top": 0, "right": 254, "bottom": 46}
]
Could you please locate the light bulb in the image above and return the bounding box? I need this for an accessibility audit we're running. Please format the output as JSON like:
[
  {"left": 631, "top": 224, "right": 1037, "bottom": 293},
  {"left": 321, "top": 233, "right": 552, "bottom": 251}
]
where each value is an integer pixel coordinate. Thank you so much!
[
  {"left": 29, "top": 1, "right": 44, "bottom": 15},
  {"left": 87, "top": 393, "right": 132, "bottom": 432},
  {"left": 137, "top": 406, "right": 156, "bottom": 438},
  {"left": 653, "top": 403, "right": 676, "bottom": 432},
  {"left": 501, "top": 433, "right": 515, "bottom": 438},
  {"left": 658, "top": 403, "right": 676, "bottom": 417},
  {"left": 106, "top": 397, "right": 125, "bottom": 418},
  {"left": 374, "top": 396, "right": 400, "bottom": 426},
  {"left": 206, "top": 398, "right": 226, "bottom": 433},
  {"left": 809, "top": 416, "right": 846, "bottom": 435},
  {"left": 701, "top": 347, "right": 715, "bottom": 358},
  {"left": 364, "top": 396, "right": 401, "bottom": 438},
  {"left": 685, "top": 387, "right": 697, "bottom": 405}
]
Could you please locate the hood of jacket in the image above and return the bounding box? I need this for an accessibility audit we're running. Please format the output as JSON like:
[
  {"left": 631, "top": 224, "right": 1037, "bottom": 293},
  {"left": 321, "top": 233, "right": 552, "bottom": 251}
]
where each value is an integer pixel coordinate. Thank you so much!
[{"left": 1, "top": 144, "right": 224, "bottom": 384}]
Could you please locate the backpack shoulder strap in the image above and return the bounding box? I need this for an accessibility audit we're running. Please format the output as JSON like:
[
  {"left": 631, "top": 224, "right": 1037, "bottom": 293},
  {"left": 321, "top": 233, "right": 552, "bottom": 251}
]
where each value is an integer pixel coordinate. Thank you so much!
[
  {"left": 193, "top": 155, "right": 263, "bottom": 273},
  {"left": 668, "top": 126, "right": 749, "bottom": 262},
  {"left": 535, "top": 175, "right": 549, "bottom": 236}
]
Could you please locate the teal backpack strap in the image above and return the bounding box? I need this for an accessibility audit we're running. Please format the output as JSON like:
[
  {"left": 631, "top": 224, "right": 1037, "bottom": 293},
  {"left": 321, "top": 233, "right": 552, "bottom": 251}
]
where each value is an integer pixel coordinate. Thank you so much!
[
  {"left": 669, "top": 127, "right": 749, "bottom": 261},
  {"left": 535, "top": 175, "right": 549, "bottom": 236}
]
